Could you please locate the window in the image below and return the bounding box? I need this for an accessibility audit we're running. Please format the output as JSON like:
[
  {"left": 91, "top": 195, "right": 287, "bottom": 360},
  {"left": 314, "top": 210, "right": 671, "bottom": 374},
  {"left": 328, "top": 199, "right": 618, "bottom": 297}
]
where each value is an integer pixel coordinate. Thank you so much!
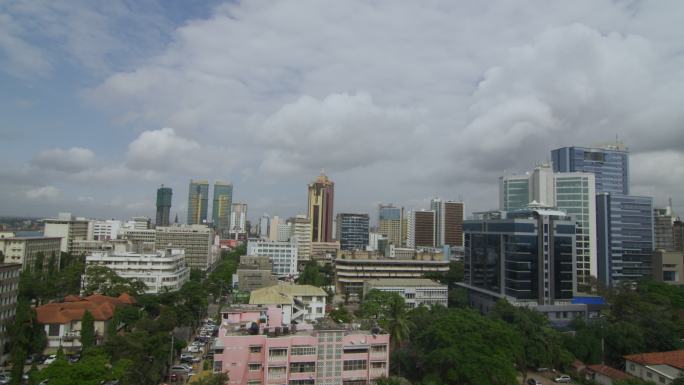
[
  {"left": 289, "top": 362, "right": 315, "bottom": 373},
  {"left": 343, "top": 381, "right": 366, "bottom": 385},
  {"left": 249, "top": 345, "right": 262, "bottom": 353},
  {"left": 291, "top": 346, "right": 316, "bottom": 355},
  {"left": 269, "top": 348, "right": 288, "bottom": 359},
  {"left": 48, "top": 324, "right": 60, "bottom": 336},
  {"left": 405, "top": 293, "right": 415, "bottom": 299},
  {"left": 343, "top": 360, "right": 367, "bottom": 371},
  {"left": 248, "top": 363, "right": 261, "bottom": 372},
  {"left": 343, "top": 347, "right": 368, "bottom": 354},
  {"left": 371, "top": 362, "right": 386, "bottom": 369},
  {"left": 213, "top": 361, "right": 222, "bottom": 372},
  {"left": 647, "top": 372, "right": 653, "bottom": 378},
  {"left": 289, "top": 381, "right": 314, "bottom": 385},
  {"left": 629, "top": 363, "right": 635, "bottom": 371},
  {"left": 247, "top": 381, "right": 261, "bottom": 385},
  {"left": 268, "top": 366, "right": 286, "bottom": 378},
  {"left": 371, "top": 345, "right": 387, "bottom": 353}
]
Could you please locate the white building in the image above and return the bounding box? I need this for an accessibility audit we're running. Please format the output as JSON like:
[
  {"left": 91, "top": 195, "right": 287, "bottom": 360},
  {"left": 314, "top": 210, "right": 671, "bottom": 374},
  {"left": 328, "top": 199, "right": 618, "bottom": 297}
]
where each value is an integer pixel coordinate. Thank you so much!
[
  {"left": 43, "top": 212, "right": 90, "bottom": 253},
  {"left": 229, "top": 203, "right": 248, "bottom": 236},
  {"left": 247, "top": 239, "right": 298, "bottom": 278},
  {"left": 258, "top": 214, "right": 270, "bottom": 239},
  {"left": 155, "top": 225, "right": 215, "bottom": 271},
  {"left": 268, "top": 216, "right": 282, "bottom": 241},
  {"left": 276, "top": 223, "right": 292, "bottom": 242},
  {"left": 367, "top": 232, "right": 386, "bottom": 251},
  {"left": 89, "top": 219, "right": 123, "bottom": 241},
  {"left": 0, "top": 236, "right": 62, "bottom": 271},
  {"left": 363, "top": 278, "right": 448, "bottom": 309},
  {"left": 85, "top": 248, "right": 190, "bottom": 293},
  {"left": 249, "top": 284, "right": 327, "bottom": 323},
  {"left": 291, "top": 215, "right": 311, "bottom": 262}
]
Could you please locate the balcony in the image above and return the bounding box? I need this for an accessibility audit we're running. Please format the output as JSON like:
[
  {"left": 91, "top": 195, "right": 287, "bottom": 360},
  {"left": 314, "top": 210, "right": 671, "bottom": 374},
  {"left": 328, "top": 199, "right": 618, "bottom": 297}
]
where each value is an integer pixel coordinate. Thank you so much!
[{"left": 61, "top": 331, "right": 80, "bottom": 341}]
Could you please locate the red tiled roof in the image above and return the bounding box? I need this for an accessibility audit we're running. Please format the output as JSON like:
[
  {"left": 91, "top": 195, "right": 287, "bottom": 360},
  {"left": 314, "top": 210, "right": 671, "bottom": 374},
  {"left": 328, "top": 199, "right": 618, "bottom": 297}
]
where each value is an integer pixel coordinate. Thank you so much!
[
  {"left": 587, "top": 364, "right": 632, "bottom": 380},
  {"left": 624, "top": 350, "right": 684, "bottom": 369},
  {"left": 36, "top": 294, "right": 135, "bottom": 324}
]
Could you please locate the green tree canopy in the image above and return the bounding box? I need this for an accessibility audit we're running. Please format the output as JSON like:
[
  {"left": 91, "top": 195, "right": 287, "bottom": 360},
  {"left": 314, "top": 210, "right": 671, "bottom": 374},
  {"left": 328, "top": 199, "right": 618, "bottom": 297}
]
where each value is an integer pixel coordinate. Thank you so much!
[
  {"left": 82, "top": 265, "right": 147, "bottom": 297},
  {"left": 80, "top": 309, "right": 96, "bottom": 354}
]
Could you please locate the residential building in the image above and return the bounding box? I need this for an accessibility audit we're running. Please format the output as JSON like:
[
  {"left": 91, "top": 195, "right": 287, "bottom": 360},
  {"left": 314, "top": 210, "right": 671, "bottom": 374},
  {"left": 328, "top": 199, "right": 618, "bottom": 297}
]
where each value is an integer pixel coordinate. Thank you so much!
[
  {"left": 89, "top": 219, "right": 123, "bottom": 241},
  {"left": 407, "top": 210, "right": 435, "bottom": 248},
  {"left": 624, "top": 350, "right": 684, "bottom": 385},
  {"left": 36, "top": 294, "right": 135, "bottom": 352},
  {"left": 653, "top": 250, "right": 684, "bottom": 285},
  {"left": 0, "top": 236, "right": 61, "bottom": 271},
  {"left": 0, "top": 263, "right": 20, "bottom": 365},
  {"left": 71, "top": 239, "right": 130, "bottom": 256},
  {"left": 84, "top": 248, "right": 190, "bottom": 293},
  {"left": 247, "top": 239, "right": 298, "bottom": 278},
  {"left": 291, "top": 215, "right": 312, "bottom": 262},
  {"left": 230, "top": 203, "right": 248, "bottom": 237},
  {"left": 310, "top": 242, "right": 340, "bottom": 263},
  {"left": 655, "top": 206, "right": 675, "bottom": 251},
  {"left": 461, "top": 208, "right": 581, "bottom": 324},
  {"left": 597, "top": 193, "right": 654, "bottom": 286},
  {"left": 249, "top": 284, "right": 327, "bottom": 323},
  {"left": 675, "top": 220, "right": 684, "bottom": 252},
  {"left": 43, "top": 212, "right": 90, "bottom": 253},
  {"left": 363, "top": 278, "right": 448, "bottom": 308},
  {"left": 212, "top": 305, "right": 390, "bottom": 385},
  {"left": 155, "top": 225, "right": 216, "bottom": 271},
  {"left": 308, "top": 172, "right": 335, "bottom": 243},
  {"left": 235, "top": 256, "right": 278, "bottom": 292},
  {"left": 500, "top": 165, "right": 597, "bottom": 286},
  {"left": 156, "top": 185, "right": 173, "bottom": 227},
  {"left": 378, "top": 204, "right": 403, "bottom": 246},
  {"left": 213, "top": 181, "right": 233, "bottom": 235},
  {"left": 276, "top": 223, "right": 292, "bottom": 243},
  {"left": 431, "top": 199, "right": 464, "bottom": 247},
  {"left": 585, "top": 365, "right": 633, "bottom": 385},
  {"left": 552, "top": 143, "right": 629, "bottom": 195},
  {"left": 187, "top": 179, "right": 209, "bottom": 225},
  {"left": 334, "top": 251, "right": 449, "bottom": 296},
  {"left": 336, "top": 213, "right": 370, "bottom": 251}
]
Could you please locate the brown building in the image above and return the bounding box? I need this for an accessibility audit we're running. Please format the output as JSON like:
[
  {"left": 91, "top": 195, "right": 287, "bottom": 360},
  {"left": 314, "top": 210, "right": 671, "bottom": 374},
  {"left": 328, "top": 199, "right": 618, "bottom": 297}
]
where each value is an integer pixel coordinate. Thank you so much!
[
  {"left": 0, "top": 263, "right": 21, "bottom": 365},
  {"left": 411, "top": 210, "right": 435, "bottom": 248},
  {"left": 236, "top": 256, "right": 278, "bottom": 292},
  {"left": 674, "top": 220, "right": 684, "bottom": 252},
  {"left": 307, "top": 173, "right": 334, "bottom": 243},
  {"left": 443, "top": 201, "right": 464, "bottom": 247}
]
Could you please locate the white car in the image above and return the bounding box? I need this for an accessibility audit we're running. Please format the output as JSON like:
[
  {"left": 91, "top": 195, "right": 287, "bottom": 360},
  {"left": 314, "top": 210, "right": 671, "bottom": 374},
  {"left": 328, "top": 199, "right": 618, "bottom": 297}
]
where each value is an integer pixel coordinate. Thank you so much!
[
  {"left": 554, "top": 375, "right": 571, "bottom": 383},
  {"left": 187, "top": 345, "right": 200, "bottom": 353},
  {"left": 43, "top": 355, "right": 57, "bottom": 365}
]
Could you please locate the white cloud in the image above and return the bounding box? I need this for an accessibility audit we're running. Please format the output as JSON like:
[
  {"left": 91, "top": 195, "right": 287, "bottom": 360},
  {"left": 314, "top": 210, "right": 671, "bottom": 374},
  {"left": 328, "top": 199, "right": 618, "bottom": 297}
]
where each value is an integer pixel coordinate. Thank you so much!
[
  {"left": 26, "top": 185, "right": 61, "bottom": 200},
  {"left": 126, "top": 127, "right": 202, "bottom": 173},
  {"left": 31, "top": 147, "right": 96, "bottom": 173}
]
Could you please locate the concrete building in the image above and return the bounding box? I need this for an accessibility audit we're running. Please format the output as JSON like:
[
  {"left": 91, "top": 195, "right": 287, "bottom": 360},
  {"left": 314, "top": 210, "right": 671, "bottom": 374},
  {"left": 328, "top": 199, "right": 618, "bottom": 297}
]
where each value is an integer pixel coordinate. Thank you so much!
[
  {"left": 156, "top": 185, "right": 173, "bottom": 227},
  {"left": 291, "top": 215, "right": 312, "bottom": 263},
  {"left": 378, "top": 204, "right": 403, "bottom": 247},
  {"left": 0, "top": 263, "right": 20, "bottom": 365},
  {"left": 258, "top": 214, "right": 270, "bottom": 239},
  {"left": 308, "top": 173, "right": 335, "bottom": 243},
  {"left": 367, "top": 233, "right": 386, "bottom": 252},
  {"left": 121, "top": 228, "right": 156, "bottom": 252},
  {"left": 249, "top": 284, "right": 327, "bottom": 323},
  {"left": 552, "top": 143, "right": 629, "bottom": 195},
  {"left": 85, "top": 248, "right": 190, "bottom": 293},
  {"left": 230, "top": 203, "right": 248, "bottom": 237},
  {"left": 310, "top": 242, "right": 340, "bottom": 263},
  {"left": 187, "top": 179, "right": 209, "bottom": 225},
  {"left": 336, "top": 213, "right": 370, "bottom": 251},
  {"left": 43, "top": 212, "right": 90, "bottom": 254},
  {"left": 653, "top": 250, "right": 684, "bottom": 285},
  {"left": 212, "top": 305, "right": 390, "bottom": 385},
  {"left": 276, "top": 223, "right": 292, "bottom": 243},
  {"left": 431, "top": 199, "right": 464, "bottom": 248},
  {"left": 36, "top": 294, "right": 135, "bottom": 353},
  {"left": 235, "top": 256, "right": 278, "bottom": 292},
  {"left": 461, "top": 208, "right": 581, "bottom": 325},
  {"left": 155, "top": 225, "right": 215, "bottom": 271},
  {"left": 624, "top": 350, "right": 684, "bottom": 385},
  {"left": 268, "top": 216, "right": 282, "bottom": 242},
  {"left": 585, "top": 365, "right": 633, "bottom": 385},
  {"left": 363, "top": 278, "right": 448, "bottom": 308},
  {"left": 655, "top": 206, "right": 675, "bottom": 251},
  {"left": 675, "top": 220, "right": 684, "bottom": 252},
  {"left": 407, "top": 210, "right": 435, "bottom": 248},
  {"left": 126, "top": 216, "right": 151, "bottom": 230},
  {"left": 71, "top": 239, "right": 130, "bottom": 256},
  {"left": 334, "top": 251, "right": 449, "bottom": 296},
  {"left": 0, "top": 236, "right": 61, "bottom": 271},
  {"left": 89, "top": 219, "right": 123, "bottom": 241},
  {"left": 247, "top": 239, "right": 298, "bottom": 278},
  {"left": 213, "top": 181, "right": 233, "bottom": 235}
]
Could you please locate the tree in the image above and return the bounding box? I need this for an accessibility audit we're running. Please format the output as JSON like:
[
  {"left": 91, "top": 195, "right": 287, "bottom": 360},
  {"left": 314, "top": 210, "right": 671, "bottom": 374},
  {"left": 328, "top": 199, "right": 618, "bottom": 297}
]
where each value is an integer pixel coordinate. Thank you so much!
[
  {"left": 329, "top": 305, "right": 352, "bottom": 323},
  {"left": 82, "top": 265, "right": 147, "bottom": 297},
  {"left": 297, "top": 261, "right": 325, "bottom": 287},
  {"left": 37, "top": 353, "right": 129, "bottom": 385},
  {"left": 194, "top": 372, "right": 229, "bottom": 385},
  {"left": 362, "top": 290, "right": 412, "bottom": 349},
  {"left": 374, "top": 376, "right": 412, "bottom": 385},
  {"left": 80, "top": 310, "right": 96, "bottom": 354}
]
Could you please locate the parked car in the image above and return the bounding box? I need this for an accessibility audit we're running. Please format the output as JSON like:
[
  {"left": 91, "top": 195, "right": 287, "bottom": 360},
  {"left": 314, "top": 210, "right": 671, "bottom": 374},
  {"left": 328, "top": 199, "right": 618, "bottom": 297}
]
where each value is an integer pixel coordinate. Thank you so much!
[
  {"left": 43, "top": 355, "right": 57, "bottom": 365},
  {"left": 170, "top": 366, "right": 191, "bottom": 374},
  {"left": 554, "top": 375, "right": 572, "bottom": 383},
  {"left": 68, "top": 353, "right": 81, "bottom": 363},
  {"left": 527, "top": 379, "right": 542, "bottom": 385},
  {"left": 0, "top": 374, "right": 10, "bottom": 385},
  {"left": 179, "top": 363, "right": 193, "bottom": 372},
  {"left": 187, "top": 345, "right": 200, "bottom": 353},
  {"left": 25, "top": 353, "right": 38, "bottom": 364}
]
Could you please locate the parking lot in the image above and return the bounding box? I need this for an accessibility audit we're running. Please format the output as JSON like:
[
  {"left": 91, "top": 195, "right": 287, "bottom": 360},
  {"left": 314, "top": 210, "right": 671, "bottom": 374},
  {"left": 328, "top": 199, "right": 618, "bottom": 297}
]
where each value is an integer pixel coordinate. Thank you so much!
[{"left": 168, "top": 318, "right": 218, "bottom": 384}]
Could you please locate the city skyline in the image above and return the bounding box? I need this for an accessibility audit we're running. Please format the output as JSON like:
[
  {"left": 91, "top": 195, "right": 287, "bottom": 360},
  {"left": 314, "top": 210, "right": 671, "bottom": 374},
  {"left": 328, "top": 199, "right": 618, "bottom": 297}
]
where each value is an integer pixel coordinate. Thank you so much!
[{"left": 1, "top": 1, "right": 683, "bottom": 220}]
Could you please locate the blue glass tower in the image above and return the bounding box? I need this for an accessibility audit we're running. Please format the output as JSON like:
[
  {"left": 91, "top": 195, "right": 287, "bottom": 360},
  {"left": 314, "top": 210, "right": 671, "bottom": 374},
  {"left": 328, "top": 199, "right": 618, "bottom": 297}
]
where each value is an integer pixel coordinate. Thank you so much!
[{"left": 552, "top": 146, "right": 629, "bottom": 195}]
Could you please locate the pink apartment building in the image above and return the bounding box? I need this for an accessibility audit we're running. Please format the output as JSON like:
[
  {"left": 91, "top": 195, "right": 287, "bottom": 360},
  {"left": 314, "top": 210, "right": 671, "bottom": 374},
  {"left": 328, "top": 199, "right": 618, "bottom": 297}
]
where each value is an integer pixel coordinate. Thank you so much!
[{"left": 213, "top": 305, "right": 390, "bottom": 385}]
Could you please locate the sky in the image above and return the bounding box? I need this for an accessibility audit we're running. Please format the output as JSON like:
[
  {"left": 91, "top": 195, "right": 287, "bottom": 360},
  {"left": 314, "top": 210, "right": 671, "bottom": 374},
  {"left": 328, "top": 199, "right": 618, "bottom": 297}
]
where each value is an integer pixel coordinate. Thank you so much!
[{"left": 1, "top": 0, "right": 683, "bottom": 223}]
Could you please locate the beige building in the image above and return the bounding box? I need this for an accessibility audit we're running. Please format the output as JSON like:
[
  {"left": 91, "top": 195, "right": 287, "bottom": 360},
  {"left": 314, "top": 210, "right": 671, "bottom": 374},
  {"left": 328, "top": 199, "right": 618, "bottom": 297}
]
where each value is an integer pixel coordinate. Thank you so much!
[
  {"left": 0, "top": 236, "right": 61, "bottom": 271},
  {"left": 291, "top": 215, "right": 311, "bottom": 262},
  {"left": 307, "top": 173, "right": 334, "bottom": 243},
  {"left": 155, "top": 225, "right": 215, "bottom": 271},
  {"left": 654, "top": 250, "right": 684, "bottom": 285},
  {"left": 71, "top": 239, "right": 130, "bottom": 256},
  {"left": 310, "top": 241, "right": 340, "bottom": 263},
  {"left": 235, "top": 255, "right": 278, "bottom": 292},
  {"left": 43, "top": 212, "right": 89, "bottom": 254},
  {"left": 0, "top": 263, "right": 20, "bottom": 365},
  {"left": 250, "top": 284, "right": 327, "bottom": 323}
]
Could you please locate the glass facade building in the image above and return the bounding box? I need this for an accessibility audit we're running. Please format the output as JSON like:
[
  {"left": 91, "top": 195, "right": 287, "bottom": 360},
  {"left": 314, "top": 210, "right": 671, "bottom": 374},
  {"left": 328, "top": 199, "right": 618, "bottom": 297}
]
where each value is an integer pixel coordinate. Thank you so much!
[
  {"left": 500, "top": 177, "right": 530, "bottom": 211},
  {"left": 212, "top": 181, "right": 233, "bottom": 234},
  {"left": 335, "top": 213, "right": 370, "bottom": 251},
  {"left": 463, "top": 209, "right": 576, "bottom": 305},
  {"left": 155, "top": 186, "right": 172, "bottom": 227},
  {"left": 552, "top": 145, "right": 629, "bottom": 195},
  {"left": 187, "top": 180, "right": 209, "bottom": 225}
]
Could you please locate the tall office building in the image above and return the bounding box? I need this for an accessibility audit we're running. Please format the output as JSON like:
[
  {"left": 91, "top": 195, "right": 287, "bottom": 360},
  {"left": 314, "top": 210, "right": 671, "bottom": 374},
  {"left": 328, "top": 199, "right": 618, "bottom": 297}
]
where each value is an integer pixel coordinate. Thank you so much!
[
  {"left": 307, "top": 172, "right": 334, "bottom": 243},
  {"left": 674, "top": 220, "right": 684, "bottom": 252},
  {"left": 336, "top": 213, "right": 370, "bottom": 251},
  {"left": 552, "top": 143, "right": 653, "bottom": 286},
  {"left": 212, "top": 181, "right": 233, "bottom": 234},
  {"left": 187, "top": 180, "right": 209, "bottom": 225},
  {"left": 500, "top": 165, "right": 597, "bottom": 286},
  {"left": 258, "top": 214, "right": 270, "bottom": 239},
  {"left": 269, "top": 216, "right": 282, "bottom": 242},
  {"left": 155, "top": 185, "right": 172, "bottom": 227},
  {"left": 654, "top": 206, "right": 674, "bottom": 251},
  {"left": 291, "top": 215, "right": 312, "bottom": 262},
  {"left": 407, "top": 210, "right": 435, "bottom": 248},
  {"left": 378, "top": 204, "right": 403, "bottom": 246},
  {"left": 431, "top": 199, "right": 464, "bottom": 247},
  {"left": 229, "top": 203, "right": 248, "bottom": 236}
]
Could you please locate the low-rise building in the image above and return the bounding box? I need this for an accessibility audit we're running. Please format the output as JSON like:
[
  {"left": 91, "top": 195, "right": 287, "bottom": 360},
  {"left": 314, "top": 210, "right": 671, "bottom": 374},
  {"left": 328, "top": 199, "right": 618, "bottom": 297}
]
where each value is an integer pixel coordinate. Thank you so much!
[
  {"left": 0, "top": 263, "right": 20, "bottom": 365},
  {"left": 625, "top": 350, "right": 684, "bottom": 384},
  {"left": 235, "top": 255, "right": 278, "bottom": 292},
  {"left": 247, "top": 239, "right": 298, "bottom": 278},
  {"left": 653, "top": 250, "right": 684, "bottom": 285},
  {"left": 585, "top": 364, "right": 633, "bottom": 385},
  {"left": 71, "top": 239, "right": 130, "bottom": 256},
  {"left": 363, "top": 278, "right": 448, "bottom": 308},
  {"left": 310, "top": 241, "right": 340, "bottom": 263},
  {"left": 35, "top": 294, "right": 136, "bottom": 352},
  {"left": 249, "top": 284, "right": 327, "bottom": 323},
  {"left": 43, "top": 212, "right": 90, "bottom": 254},
  {"left": 0, "top": 236, "right": 62, "bottom": 271},
  {"left": 212, "top": 305, "right": 390, "bottom": 385},
  {"left": 84, "top": 248, "right": 190, "bottom": 293}
]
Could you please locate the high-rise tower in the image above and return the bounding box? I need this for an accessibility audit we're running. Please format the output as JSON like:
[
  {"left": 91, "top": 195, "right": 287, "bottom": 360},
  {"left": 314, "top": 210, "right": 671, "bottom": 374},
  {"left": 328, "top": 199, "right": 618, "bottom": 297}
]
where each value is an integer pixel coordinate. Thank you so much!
[
  {"left": 187, "top": 180, "right": 209, "bottom": 225},
  {"left": 212, "top": 181, "right": 233, "bottom": 234},
  {"left": 307, "top": 172, "right": 334, "bottom": 243},
  {"left": 155, "top": 185, "right": 172, "bottom": 227}
]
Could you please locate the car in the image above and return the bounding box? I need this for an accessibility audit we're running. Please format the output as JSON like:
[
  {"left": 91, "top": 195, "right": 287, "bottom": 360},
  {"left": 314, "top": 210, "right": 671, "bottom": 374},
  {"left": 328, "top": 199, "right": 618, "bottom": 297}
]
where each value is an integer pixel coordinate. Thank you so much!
[
  {"left": 179, "top": 363, "right": 193, "bottom": 372},
  {"left": 39, "top": 380, "right": 49, "bottom": 385},
  {"left": 527, "top": 379, "right": 542, "bottom": 385},
  {"left": 0, "top": 374, "right": 10, "bottom": 385},
  {"left": 187, "top": 346, "right": 200, "bottom": 353},
  {"left": 170, "top": 366, "right": 191, "bottom": 374},
  {"left": 554, "top": 375, "right": 572, "bottom": 383},
  {"left": 190, "top": 356, "right": 201, "bottom": 363},
  {"left": 43, "top": 355, "right": 57, "bottom": 365},
  {"left": 25, "top": 353, "right": 38, "bottom": 364},
  {"left": 68, "top": 353, "right": 81, "bottom": 363}
]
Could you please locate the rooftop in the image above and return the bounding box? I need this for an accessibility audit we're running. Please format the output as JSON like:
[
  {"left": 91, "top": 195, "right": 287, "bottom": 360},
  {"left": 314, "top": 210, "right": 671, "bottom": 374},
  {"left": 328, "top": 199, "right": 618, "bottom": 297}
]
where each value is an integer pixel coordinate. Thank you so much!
[
  {"left": 36, "top": 294, "right": 136, "bottom": 324},
  {"left": 625, "top": 350, "right": 684, "bottom": 369},
  {"left": 250, "top": 284, "right": 327, "bottom": 305},
  {"left": 587, "top": 364, "right": 631, "bottom": 380}
]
